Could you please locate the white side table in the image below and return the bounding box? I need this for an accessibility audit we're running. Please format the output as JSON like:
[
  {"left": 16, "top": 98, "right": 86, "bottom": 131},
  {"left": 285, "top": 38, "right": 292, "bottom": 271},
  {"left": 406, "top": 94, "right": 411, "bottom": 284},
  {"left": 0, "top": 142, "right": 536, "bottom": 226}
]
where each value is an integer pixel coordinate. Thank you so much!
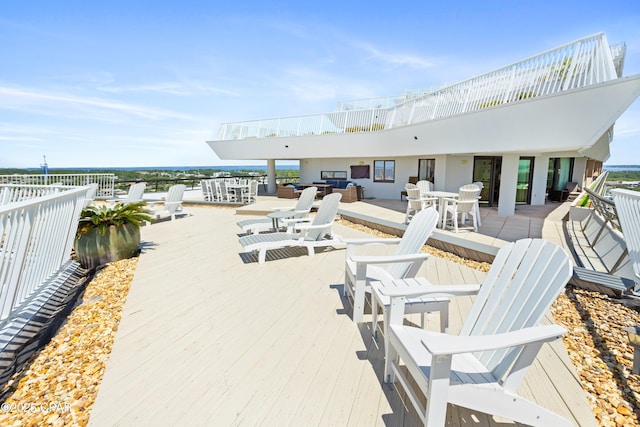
[{"left": 370, "top": 277, "right": 450, "bottom": 342}]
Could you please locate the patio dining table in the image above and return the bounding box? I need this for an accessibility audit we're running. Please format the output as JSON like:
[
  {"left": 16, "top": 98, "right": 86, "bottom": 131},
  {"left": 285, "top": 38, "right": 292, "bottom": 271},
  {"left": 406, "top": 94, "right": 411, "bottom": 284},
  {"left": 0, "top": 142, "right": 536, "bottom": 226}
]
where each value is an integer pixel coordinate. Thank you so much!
[{"left": 424, "top": 191, "right": 459, "bottom": 228}]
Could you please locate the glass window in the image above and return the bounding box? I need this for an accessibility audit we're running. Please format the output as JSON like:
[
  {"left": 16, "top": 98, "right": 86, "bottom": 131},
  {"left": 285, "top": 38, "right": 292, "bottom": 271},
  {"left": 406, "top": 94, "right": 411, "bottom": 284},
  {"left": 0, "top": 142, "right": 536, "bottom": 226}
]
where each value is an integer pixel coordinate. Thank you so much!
[
  {"left": 418, "top": 159, "right": 435, "bottom": 182},
  {"left": 374, "top": 160, "right": 395, "bottom": 182}
]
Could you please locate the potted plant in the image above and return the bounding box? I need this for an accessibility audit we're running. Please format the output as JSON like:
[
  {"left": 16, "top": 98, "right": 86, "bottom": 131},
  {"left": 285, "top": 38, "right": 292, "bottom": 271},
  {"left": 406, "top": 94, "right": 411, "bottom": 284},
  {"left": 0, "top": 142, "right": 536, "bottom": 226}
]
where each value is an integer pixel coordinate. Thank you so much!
[{"left": 74, "top": 202, "right": 154, "bottom": 269}]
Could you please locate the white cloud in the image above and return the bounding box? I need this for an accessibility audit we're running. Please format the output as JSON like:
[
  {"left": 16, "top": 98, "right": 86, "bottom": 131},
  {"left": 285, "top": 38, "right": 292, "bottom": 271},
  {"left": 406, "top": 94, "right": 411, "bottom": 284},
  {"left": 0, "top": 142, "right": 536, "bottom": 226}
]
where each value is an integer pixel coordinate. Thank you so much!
[
  {"left": 0, "top": 85, "right": 201, "bottom": 122},
  {"left": 354, "top": 42, "right": 435, "bottom": 69}
]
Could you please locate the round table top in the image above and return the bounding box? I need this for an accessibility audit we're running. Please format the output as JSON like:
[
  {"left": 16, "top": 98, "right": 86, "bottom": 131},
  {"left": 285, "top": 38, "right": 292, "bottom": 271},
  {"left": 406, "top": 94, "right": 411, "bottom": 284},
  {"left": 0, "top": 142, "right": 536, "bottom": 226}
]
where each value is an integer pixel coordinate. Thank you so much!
[{"left": 267, "top": 210, "right": 296, "bottom": 219}]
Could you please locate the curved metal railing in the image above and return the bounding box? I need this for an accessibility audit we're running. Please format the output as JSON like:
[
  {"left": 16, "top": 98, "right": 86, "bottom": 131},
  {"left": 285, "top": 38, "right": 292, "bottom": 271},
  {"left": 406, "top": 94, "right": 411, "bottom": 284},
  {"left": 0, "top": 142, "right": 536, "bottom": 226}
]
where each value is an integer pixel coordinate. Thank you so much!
[{"left": 218, "top": 33, "right": 624, "bottom": 141}]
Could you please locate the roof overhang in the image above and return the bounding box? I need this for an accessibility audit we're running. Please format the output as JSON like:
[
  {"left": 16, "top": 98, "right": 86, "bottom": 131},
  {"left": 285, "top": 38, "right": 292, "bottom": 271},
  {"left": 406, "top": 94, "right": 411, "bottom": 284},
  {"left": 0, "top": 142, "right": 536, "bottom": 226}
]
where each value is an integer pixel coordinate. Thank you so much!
[{"left": 207, "top": 74, "right": 640, "bottom": 163}]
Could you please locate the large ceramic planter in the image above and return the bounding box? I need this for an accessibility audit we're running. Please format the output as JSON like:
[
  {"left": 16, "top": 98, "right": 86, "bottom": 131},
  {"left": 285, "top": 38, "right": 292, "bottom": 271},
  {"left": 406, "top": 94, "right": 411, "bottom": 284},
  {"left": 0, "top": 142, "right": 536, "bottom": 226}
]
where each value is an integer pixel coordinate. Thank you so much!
[{"left": 74, "top": 223, "right": 141, "bottom": 269}]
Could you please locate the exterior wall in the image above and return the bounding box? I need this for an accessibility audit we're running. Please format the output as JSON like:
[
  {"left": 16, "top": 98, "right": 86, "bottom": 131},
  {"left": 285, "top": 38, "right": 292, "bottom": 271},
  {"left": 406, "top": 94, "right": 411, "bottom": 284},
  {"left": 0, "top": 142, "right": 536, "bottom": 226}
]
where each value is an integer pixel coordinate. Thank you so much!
[
  {"left": 298, "top": 153, "right": 592, "bottom": 214},
  {"left": 442, "top": 155, "right": 474, "bottom": 192},
  {"left": 573, "top": 157, "right": 588, "bottom": 187},
  {"left": 301, "top": 156, "right": 448, "bottom": 199}
]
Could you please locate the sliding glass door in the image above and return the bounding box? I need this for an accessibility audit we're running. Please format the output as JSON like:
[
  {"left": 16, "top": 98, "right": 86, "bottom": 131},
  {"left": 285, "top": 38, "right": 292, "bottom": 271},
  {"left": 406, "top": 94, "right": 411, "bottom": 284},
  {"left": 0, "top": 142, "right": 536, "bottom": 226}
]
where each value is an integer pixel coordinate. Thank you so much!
[{"left": 473, "top": 156, "right": 501, "bottom": 207}]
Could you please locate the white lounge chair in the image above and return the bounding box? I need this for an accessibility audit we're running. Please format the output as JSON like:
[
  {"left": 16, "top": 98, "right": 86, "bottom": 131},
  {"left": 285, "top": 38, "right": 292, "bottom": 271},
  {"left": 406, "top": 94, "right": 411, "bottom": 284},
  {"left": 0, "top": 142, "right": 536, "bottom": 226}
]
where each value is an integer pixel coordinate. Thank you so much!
[
  {"left": 343, "top": 207, "right": 440, "bottom": 323},
  {"left": 239, "top": 192, "right": 343, "bottom": 264},
  {"left": 236, "top": 186, "right": 318, "bottom": 234},
  {"left": 612, "top": 189, "right": 640, "bottom": 281},
  {"left": 381, "top": 238, "right": 573, "bottom": 426},
  {"left": 152, "top": 184, "right": 188, "bottom": 221}
]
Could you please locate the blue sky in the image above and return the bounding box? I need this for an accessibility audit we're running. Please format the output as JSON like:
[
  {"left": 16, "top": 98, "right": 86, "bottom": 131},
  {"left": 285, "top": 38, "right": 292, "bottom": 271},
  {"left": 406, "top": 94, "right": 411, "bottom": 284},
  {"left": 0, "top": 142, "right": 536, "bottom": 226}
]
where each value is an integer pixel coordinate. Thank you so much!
[{"left": 1, "top": 1, "right": 639, "bottom": 168}]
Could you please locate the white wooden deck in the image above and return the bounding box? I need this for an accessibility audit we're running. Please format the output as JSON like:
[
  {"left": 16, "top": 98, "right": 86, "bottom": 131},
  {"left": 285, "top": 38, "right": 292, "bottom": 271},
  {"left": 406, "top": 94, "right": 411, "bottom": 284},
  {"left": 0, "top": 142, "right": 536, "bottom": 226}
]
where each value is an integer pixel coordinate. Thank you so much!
[{"left": 88, "top": 205, "right": 596, "bottom": 426}]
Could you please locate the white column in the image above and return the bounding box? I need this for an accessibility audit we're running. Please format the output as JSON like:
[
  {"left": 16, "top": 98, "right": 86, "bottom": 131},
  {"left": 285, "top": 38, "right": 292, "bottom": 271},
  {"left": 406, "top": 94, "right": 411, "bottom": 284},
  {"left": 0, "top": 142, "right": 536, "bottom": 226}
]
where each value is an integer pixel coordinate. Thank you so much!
[
  {"left": 498, "top": 154, "right": 518, "bottom": 216},
  {"left": 267, "top": 159, "right": 276, "bottom": 194},
  {"left": 531, "top": 155, "right": 549, "bottom": 206}
]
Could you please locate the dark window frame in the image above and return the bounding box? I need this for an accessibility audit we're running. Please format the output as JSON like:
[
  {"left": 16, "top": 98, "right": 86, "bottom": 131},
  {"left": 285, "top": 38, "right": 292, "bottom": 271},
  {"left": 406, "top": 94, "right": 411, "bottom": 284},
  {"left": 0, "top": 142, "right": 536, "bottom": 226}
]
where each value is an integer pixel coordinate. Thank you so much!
[{"left": 374, "top": 160, "right": 395, "bottom": 183}]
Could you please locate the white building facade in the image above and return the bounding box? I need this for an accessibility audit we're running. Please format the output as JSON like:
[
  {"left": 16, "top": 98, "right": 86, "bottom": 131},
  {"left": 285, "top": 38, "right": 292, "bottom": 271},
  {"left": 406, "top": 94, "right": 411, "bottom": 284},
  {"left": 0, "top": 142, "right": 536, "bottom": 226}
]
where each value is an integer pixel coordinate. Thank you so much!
[{"left": 208, "top": 33, "right": 640, "bottom": 216}]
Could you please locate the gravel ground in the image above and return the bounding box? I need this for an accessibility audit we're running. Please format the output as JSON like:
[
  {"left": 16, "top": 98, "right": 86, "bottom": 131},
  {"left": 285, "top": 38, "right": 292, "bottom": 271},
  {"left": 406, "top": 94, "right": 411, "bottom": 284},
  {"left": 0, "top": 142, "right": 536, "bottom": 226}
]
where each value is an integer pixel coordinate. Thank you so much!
[{"left": 0, "top": 218, "right": 639, "bottom": 426}]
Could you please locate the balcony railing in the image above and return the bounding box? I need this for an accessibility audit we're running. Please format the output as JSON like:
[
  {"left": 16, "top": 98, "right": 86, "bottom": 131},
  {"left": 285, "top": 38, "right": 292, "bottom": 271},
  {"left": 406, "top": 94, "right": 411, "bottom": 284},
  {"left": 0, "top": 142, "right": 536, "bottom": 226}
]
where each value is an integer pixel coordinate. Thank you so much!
[
  {"left": 0, "top": 185, "right": 87, "bottom": 320},
  {"left": 0, "top": 173, "right": 115, "bottom": 198},
  {"left": 218, "top": 33, "right": 623, "bottom": 141}
]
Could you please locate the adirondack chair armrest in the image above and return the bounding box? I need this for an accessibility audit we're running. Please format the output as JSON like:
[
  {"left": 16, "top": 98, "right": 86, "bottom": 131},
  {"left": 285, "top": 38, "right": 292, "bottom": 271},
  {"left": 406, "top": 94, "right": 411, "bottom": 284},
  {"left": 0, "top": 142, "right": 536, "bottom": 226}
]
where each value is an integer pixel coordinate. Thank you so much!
[
  {"left": 271, "top": 206, "right": 294, "bottom": 212},
  {"left": 420, "top": 324, "right": 567, "bottom": 356},
  {"left": 282, "top": 217, "right": 313, "bottom": 226},
  {"left": 380, "top": 284, "right": 481, "bottom": 298},
  {"left": 293, "top": 221, "right": 334, "bottom": 231},
  {"left": 349, "top": 253, "right": 429, "bottom": 265}
]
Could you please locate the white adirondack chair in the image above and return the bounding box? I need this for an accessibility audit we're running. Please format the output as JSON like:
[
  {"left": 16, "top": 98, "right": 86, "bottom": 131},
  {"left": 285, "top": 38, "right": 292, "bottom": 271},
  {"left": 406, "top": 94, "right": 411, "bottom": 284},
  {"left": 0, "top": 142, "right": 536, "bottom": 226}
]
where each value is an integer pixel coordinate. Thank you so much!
[
  {"left": 381, "top": 238, "right": 573, "bottom": 426},
  {"left": 153, "top": 184, "right": 188, "bottom": 221},
  {"left": 110, "top": 182, "right": 146, "bottom": 206},
  {"left": 612, "top": 189, "right": 640, "bottom": 281},
  {"left": 82, "top": 183, "right": 99, "bottom": 208},
  {"left": 443, "top": 184, "right": 481, "bottom": 232},
  {"left": 239, "top": 193, "right": 343, "bottom": 264},
  {"left": 236, "top": 186, "right": 318, "bottom": 234},
  {"left": 343, "top": 207, "right": 440, "bottom": 323}
]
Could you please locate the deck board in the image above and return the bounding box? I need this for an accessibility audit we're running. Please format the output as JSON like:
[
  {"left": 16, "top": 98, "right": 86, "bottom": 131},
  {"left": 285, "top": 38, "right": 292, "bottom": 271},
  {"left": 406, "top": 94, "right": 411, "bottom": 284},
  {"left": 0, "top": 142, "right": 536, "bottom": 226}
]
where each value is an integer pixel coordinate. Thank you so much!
[{"left": 88, "top": 206, "right": 596, "bottom": 426}]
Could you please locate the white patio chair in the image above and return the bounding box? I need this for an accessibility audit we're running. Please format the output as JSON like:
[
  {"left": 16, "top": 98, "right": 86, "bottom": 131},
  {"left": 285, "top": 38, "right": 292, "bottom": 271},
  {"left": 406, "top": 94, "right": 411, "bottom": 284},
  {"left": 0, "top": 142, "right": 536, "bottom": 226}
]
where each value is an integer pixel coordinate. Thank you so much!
[
  {"left": 381, "top": 238, "right": 573, "bottom": 426},
  {"left": 343, "top": 207, "right": 439, "bottom": 323},
  {"left": 416, "top": 180, "right": 432, "bottom": 196},
  {"left": 236, "top": 186, "right": 317, "bottom": 234},
  {"left": 152, "top": 184, "right": 188, "bottom": 221},
  {"left": 405, "top": 187, "right": 437, "bottom": 224},
  {"left": 241, "top": 180, "right": 259, "bottom": 204},
  {"left": 612, "top": 189, "right": 640, "bottom": 281},
  {"left": 213, "top": 180, "right": 224, "bottom": 201},
  {"left": 442, "top": 184, "right": 481, "bottom": 232},
  {"left": 201, "top": 179, "right": 213, "bottom": 201},
  {"left": 472, "top": 181, "right": 484, "bottom": 226},
  {"left": 238, "top": 193, "right": 343, "bottom": 264}
]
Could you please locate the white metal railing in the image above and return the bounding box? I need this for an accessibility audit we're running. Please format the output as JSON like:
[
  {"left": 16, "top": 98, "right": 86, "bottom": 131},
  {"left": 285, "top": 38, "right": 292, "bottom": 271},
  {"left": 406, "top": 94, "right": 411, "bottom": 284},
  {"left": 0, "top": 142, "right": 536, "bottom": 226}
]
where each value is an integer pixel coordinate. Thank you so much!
[
  {"left": 0, "top": 186, "right": 87, "bottom": 320},
  {"left": 218, "top": 33, "right": 623, "bottom": 141},
  {"left": 0, "top": 174, "right": 115, "bottom": 198}
]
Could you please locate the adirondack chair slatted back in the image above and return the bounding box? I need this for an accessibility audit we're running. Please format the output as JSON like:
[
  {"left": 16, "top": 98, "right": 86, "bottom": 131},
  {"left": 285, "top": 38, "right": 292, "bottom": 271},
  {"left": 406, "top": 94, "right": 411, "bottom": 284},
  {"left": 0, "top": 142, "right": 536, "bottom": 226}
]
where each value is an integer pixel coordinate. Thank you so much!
[
  {"left": 460, "top": 239, "right": 572, "bottom": 376},
  {"left": 125, "top": 182, "right": 146, "bottom": 203},
  {"left": 406, "top": 188, "right": 424, "bottom": 212},
  {"left": 295, "top": 186, "right": 317, "bottom": 212},
  {"left": 305, "top": 193, "right": 341, "bottom": 241},
  {"left": 388, "top": 207, "right": 439, "bottom": 279},
  {"left": 166, "top": 184, "right": 185, "bottom": 202},
  {"left": 612, "top": 189, "right": 640, "bottom": 279},
  {"left": 455, "top": 184, "right": 481, "bottom": 213},
  {"left": 416, "top": 180, "right": 432, "bottom": 195}
]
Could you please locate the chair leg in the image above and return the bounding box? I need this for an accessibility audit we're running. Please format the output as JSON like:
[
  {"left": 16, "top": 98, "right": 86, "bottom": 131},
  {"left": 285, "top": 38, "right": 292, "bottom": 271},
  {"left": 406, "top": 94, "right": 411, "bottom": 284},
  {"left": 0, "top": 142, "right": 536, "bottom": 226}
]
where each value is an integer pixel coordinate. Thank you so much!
[{"left": 353, "top": 278, "right": 366, "bottom": 323}]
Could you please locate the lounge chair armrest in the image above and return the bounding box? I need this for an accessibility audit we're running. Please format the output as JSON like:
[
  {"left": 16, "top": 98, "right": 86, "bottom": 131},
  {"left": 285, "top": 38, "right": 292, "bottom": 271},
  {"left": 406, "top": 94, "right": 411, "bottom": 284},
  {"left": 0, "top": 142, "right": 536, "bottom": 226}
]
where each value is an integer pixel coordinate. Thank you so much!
[
  {"left": 379, "top": 284, "right": 481, "bottom": 298},
  {"left": 294, "top": 221, "right": 334, "bottom": 231},
  {"left": 283, "top": 217, "right": 313, "bottom": 225},
  {"left": 420, "top": 324, "right": 567, "bottom": 356},
  {"left": 342, "top": 237, "right": 402, "bottom": 246},
  {"left": 271, "top": 206, "right": 294, "bottom": 212},
  {"left": 349, "top": 253, "right": 428, "bottom": 265}
]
